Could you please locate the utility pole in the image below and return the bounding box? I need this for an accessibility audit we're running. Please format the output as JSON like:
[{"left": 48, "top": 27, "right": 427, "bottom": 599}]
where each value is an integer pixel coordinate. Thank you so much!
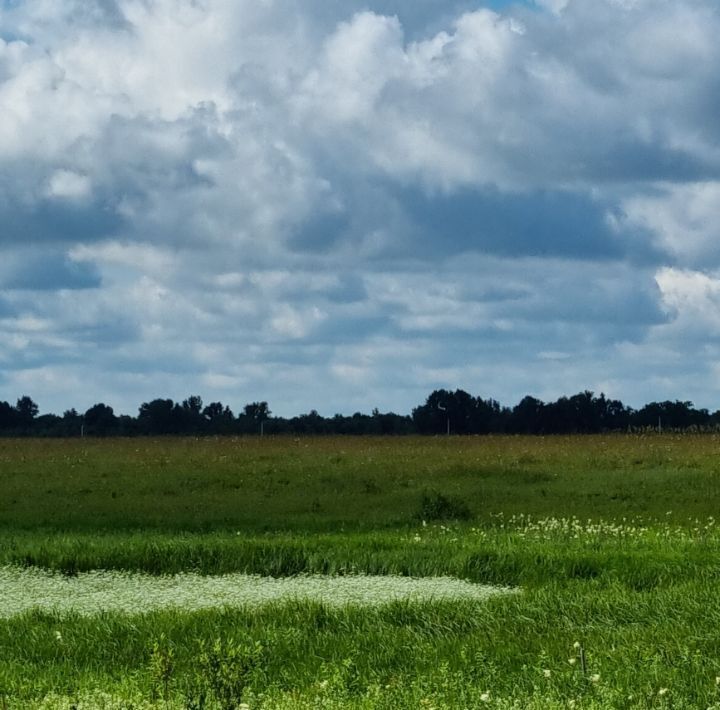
[{"left": 437, "top": 403, "right": 450, "bottom": 436}]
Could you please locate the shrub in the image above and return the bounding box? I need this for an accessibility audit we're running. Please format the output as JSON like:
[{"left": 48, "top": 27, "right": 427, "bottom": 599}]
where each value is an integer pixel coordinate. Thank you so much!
[{"left": 416, "top": 491, "right": 472, "bottom": 521}]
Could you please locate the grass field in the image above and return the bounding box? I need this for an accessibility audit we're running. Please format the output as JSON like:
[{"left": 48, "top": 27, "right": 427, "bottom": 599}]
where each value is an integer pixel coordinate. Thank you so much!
[{"left": 2, "top": 434, "right": 720, "bottom": 708}]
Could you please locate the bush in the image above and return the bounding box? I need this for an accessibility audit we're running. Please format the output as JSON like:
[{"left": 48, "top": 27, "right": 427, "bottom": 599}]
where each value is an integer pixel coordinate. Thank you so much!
[{"left": 416, "top": 491, "right": 472, "bottom": 521}]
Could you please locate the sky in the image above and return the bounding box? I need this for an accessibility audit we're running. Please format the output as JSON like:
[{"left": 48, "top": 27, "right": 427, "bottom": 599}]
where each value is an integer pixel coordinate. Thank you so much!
[{"left": 1, "top": 0, "right": 720, "bottom": 417}]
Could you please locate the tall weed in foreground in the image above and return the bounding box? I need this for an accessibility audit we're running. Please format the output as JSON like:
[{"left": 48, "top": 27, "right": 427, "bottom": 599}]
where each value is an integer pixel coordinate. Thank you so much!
[
  {"left": 146, "top": 635, "right": 266, "bottom": 709},
  {"left": 195, "top": 638, "right": 264, "bottom": 710},
  {"left": 149, "top": 635, "right": 175, "bottom": 705}
]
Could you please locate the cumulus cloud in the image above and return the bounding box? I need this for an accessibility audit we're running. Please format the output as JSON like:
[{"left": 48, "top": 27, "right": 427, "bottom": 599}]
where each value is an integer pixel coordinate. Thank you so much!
[
  {"left": 655, "top": 267, "right": 720, "bottom": 337},
  {"left": 1, "top": 0, "right": 720, "bottom": 414},
  {"left": 620, "top": 182, "right": 720, "bottom": 267},
  {"left": 46, "top": 170, "right": 92, "bottom": 200}
]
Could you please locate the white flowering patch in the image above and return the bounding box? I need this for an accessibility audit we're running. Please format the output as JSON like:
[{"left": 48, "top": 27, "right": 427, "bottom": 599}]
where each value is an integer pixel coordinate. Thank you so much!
[{"left": 0, "top": 567, "right": 513, "bottom": 618}]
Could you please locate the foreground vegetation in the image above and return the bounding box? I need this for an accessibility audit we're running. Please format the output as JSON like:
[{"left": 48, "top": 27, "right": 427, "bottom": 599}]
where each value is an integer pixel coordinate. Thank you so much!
[{"left": 2, "top": 435, "right": 720, "bottom": 708}]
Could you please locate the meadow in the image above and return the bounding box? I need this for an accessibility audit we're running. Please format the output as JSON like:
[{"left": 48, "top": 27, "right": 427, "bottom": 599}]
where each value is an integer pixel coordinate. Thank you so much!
[{"left": 2, "top": 434, "right": 720, "bottom": 708}]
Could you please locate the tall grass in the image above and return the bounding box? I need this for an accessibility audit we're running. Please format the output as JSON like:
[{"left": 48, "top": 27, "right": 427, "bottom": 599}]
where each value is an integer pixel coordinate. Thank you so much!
[
  {"left": 3, "top": 436, "right": 720, "bottom": 707},
  {"left": 4, "top": 579, "right": 720, "bottom": 707},
  {"left": 3, "top": 519, "right": 718, "bottom": 587},
  {"left": 2, "top": 434, "right": 720, "bottom": 530}
]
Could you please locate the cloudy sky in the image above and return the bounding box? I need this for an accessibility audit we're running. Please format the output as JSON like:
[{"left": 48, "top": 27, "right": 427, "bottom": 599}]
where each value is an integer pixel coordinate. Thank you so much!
[{"left": 1, "top": 0, "right": 720, "bottom": 417}]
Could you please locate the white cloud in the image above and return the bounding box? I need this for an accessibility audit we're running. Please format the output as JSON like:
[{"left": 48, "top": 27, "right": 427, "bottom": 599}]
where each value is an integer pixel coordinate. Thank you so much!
[
  {"left": 2, "top": 0, "right": 720, "bottom": 414},
  {"left": 46, "top": 170, "right": 92, "bottom": 200},
  {"left": 269, "top": 304, "right": 327, "bottom": 340},
  {"left": 621, "top": 182, "right": 720, "bottom": 266},
  {"left": 655, "top": 267, "right": 720, "bottom": 333}
]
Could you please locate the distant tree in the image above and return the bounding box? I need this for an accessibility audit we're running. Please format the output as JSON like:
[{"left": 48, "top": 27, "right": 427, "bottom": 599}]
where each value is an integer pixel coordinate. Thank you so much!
[
  {"left": 84, "top": 403, "right": 118, "bottom": 436},
  {"left": 0, "top": 401, "right": 19, "bottom": 431},
  {"left": 243, "top": 402, "right": 270, "bottom": 421},
  {"left": 182, "top": 395, "right": 202, "bottom": 412},
  {"left": 34, "top": 413, "right": 63, "bottom": 436},
  {"left": 373, "top": 410, "right": 414, "bottom": 435},
  {"left": 292, "top": 409, "right": 328, "bottom": 434},
  {"left": 203, "top": 401, "right": 233, "bottom": 420},
  {"left": 633, "top": 400, "right": 708, "bottom": 430},
  {"left": 181, "top": 395, "right": 205, "bottom": 433},
  {"left": 202, "top": 401, "right": 234, "bottom": 433},
  {"left": 239, "top": 402, "right": 271, "bottom": 434},
  {"left": 412, "top": 389, "right": 454, "bottom": 434},
  {"left": 116, "top": 415, "right": 139, "bottom": 436},
  {"left": 138, "top": 399, "right": 183, "bottom": 435},
  {"left": 569, "top": 391, "right": 599, "bottom": 432},
  {"left": 15, "top": 396, "right": 39, "bottom": 426},
  {"left": 61, "top": 409, "right": 83, "bottom": 437},
  {"left": 470, "top": 397, "right": 509, "bottom": 434},
  {"left": 508, "top": 396, "right": 545, "bottom": 434},
  {"left": 605, "top": 397, "right": 631, "bottom": 430},
  {"left": 412, "top": 389, "right": 492, "bottom": 434}
]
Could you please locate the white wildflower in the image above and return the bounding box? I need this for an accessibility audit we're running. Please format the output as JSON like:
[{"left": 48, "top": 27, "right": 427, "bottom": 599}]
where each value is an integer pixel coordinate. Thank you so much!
[{"left": 0, "top": 566, "right": 516, "bottom": 618}]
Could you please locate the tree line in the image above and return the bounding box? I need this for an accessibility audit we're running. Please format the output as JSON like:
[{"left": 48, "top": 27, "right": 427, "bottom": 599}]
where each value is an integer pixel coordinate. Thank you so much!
[{"left": 0, "top": 389, "right": 718, "bottom": 437}]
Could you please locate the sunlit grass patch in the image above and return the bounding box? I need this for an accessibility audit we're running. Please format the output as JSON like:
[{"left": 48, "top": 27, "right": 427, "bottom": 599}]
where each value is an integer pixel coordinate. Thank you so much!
[{"left": 0, "top": 566, "right": 514, "bottom": 618}]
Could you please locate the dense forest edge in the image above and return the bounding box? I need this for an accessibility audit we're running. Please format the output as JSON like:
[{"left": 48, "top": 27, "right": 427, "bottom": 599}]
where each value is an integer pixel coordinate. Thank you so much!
[{"left": 1, "top": 389, "right": 719, "bottom": 436}]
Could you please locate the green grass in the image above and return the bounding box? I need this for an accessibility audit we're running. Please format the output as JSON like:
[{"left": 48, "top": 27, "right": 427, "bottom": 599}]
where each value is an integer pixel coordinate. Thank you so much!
[
  {"left": 2, "top": 523, "right": 719, "bottom": 588},
  {"left": 3, "top": 435, "right": 720, "bottom": 708},
  {"left": 4, "top": 577, "right": 720, "bottom": 708},
  {"left": 2, "top": 434, "right": 720, "bottom": 531}
]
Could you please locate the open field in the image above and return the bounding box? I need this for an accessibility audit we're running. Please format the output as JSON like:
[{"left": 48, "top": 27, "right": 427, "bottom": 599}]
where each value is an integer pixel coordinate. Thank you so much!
[
  {"left": 2, "top": 435, "right": 720, "bottom": 708},
  {"left": 3, "top": 434, "right": 720, "bottom": 530}
]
